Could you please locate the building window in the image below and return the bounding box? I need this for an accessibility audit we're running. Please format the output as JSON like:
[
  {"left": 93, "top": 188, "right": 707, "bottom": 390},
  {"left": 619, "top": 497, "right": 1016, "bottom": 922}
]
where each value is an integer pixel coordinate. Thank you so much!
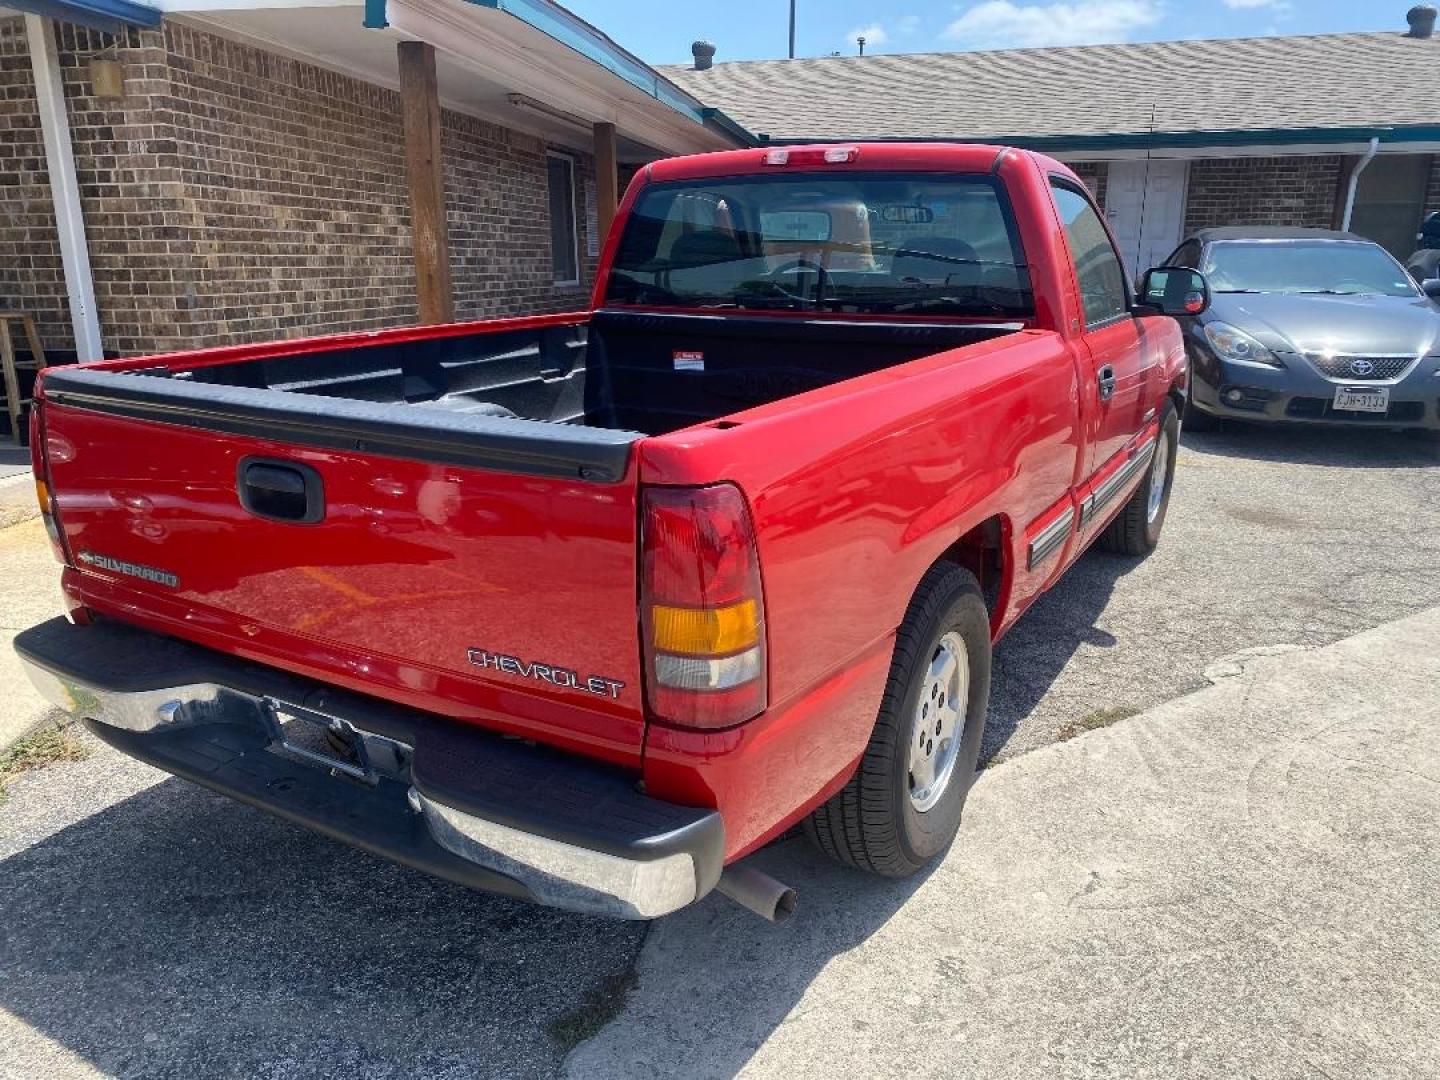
[{"left": 547, "top": 153, "right": 580, "bottom": 286}]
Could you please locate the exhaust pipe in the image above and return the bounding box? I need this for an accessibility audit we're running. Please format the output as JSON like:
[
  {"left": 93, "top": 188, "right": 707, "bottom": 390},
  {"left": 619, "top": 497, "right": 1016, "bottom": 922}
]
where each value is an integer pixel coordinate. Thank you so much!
[{"left": 715, "top": 865, "right": 797, "bottom": 923}]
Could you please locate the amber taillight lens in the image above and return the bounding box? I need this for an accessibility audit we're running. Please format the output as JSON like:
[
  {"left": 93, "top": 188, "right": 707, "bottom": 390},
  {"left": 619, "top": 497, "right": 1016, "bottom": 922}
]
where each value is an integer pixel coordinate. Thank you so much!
[{"left": 640, "top": 483, "right": 767, "bottom": 730}]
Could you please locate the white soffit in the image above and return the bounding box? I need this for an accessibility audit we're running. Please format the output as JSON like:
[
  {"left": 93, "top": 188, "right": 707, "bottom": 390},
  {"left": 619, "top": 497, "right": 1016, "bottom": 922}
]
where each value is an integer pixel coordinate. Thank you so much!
[{"left": 158, "top": 0, "right": 730, "bottom": 159}]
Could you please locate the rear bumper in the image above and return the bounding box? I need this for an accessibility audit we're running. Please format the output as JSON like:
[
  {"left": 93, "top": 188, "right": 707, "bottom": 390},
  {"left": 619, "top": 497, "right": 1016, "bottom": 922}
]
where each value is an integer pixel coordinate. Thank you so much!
[{"left": 14, "top": 616, "right": 724, "bottom": 920}]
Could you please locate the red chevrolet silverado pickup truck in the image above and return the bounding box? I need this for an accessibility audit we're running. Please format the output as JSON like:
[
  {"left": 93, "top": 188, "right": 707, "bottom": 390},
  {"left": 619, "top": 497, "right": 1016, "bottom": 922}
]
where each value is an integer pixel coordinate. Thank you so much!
[{"left": 16, "top": 144, "right": 1207, "bottom": 920}]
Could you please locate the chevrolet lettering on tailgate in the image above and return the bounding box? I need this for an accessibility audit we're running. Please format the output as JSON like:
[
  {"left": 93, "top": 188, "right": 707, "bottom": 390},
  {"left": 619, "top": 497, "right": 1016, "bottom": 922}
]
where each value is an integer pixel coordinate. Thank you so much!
[{"left": 467, "top": 648, "right": 625, "bottom": 700}]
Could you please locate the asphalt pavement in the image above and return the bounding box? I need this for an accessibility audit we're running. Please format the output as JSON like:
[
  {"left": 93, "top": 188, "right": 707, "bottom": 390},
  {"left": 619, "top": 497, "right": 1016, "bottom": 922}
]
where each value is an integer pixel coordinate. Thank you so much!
[
  {"left": 1, "top": 423, "right": 1438, "bottom": 1077},
  {"left": 988, "top": 423, "right": 1440, "bottom": 762},
  {"left": 0, "top": 445, "right": 30, "bottom": 482}
]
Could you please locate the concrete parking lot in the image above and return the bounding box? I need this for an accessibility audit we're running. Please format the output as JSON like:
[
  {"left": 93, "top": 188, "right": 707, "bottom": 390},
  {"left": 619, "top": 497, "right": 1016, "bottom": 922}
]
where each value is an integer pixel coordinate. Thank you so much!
[{"left": 1, "top": 424, "right": 1437, "bottom": 1078}]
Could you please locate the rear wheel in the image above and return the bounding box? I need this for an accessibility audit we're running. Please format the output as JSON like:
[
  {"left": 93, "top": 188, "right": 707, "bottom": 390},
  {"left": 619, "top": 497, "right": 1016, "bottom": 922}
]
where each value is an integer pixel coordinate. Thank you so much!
[
  {"left": 803, "top": 564, "right": 991, "bottom": 877},
  {"left": 1099, "top": 401, "right": 1179, "bottom": 556}
]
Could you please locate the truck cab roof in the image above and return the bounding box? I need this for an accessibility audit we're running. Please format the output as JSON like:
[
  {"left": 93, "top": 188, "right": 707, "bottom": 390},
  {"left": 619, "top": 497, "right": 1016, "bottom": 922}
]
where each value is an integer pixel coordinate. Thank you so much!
[{"left": 643, "top": 142, "right": 1071, "bottom": 184}]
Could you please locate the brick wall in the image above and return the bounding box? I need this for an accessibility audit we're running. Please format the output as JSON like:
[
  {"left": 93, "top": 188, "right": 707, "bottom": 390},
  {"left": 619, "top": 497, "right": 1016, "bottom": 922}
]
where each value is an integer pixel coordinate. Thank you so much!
[
  {"left": 1068, "top": 161, "right": 1108, "bottom": 210},
  {"left": 156, "top": 23, "right": 418, "bottom": 352},
  {"left": 444, "top": 112, "right": 597, "bottom": 321},
  {"left": 2, "top": 16, "right": 600, "bottom": 358},
  {"left": 64, "top": 22, "right": 198, "bottom": 357},
  {"left": 1183, "top": 155, "right": 1343, "bottom": 234}
]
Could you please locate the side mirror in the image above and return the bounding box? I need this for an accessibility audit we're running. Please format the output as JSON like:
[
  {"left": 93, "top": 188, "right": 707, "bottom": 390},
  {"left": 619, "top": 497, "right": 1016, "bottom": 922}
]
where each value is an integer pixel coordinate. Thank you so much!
[
  {"left": 1423, "top": 279, "right": 1440, "bottom": 301},
  {"left": 1137, "top": 266, "right": 1210, "bottom": 317}
]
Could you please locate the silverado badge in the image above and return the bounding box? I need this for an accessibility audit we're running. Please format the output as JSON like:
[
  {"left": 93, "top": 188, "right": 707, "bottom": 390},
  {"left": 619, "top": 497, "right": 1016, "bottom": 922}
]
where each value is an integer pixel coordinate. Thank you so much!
[{"left": 76, "top": 550, "right": 180, "bottom": 589}]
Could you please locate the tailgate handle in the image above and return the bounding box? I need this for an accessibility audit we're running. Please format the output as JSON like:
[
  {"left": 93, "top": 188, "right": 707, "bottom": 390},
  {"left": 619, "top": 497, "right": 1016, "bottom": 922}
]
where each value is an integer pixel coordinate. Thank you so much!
[{"left": 238, "top": 458, "right": 325, "bottom": 524}]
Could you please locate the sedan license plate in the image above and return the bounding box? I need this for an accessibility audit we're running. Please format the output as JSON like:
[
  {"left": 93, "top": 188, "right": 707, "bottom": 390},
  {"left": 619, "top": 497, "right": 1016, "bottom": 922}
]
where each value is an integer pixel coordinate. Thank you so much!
[{"left": 1333, "top": 386, "right": 1390, "bottom": 414}]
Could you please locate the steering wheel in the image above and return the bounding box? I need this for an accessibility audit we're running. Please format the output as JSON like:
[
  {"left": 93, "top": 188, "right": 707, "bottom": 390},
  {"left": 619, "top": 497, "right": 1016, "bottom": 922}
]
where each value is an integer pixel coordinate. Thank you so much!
[
  {"left": 757, "top": 258, "right": 830, "bottom": 305},
  {"left": 768, "top": 257, "right": 828, "bottom": 278}
]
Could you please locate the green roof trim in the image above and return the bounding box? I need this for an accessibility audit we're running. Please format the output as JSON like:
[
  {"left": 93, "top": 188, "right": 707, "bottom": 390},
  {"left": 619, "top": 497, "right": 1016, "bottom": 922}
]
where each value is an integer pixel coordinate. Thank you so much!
[
  {"left": 7, "top": 0, "right": 160, "bottom": 32},
  {"left": 765, "top": 124, "right": 1440, "bottom": 153},
  {"left": 701, "top": 108, "right": 759, "bottom": 146}
]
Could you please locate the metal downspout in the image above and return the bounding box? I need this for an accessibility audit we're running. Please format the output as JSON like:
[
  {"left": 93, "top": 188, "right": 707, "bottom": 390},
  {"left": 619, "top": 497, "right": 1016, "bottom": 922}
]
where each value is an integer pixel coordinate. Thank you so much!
[
  {"left": 1341, "top": 136, "right": 1381, "bottom": 232},
  {"left": 25, "top": 14, "right": 104, "bottom": 361}
]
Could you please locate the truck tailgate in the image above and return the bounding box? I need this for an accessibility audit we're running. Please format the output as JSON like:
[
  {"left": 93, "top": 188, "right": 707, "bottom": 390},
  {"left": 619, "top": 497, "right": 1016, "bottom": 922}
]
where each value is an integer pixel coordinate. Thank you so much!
[{"left": 40, "top": 370, "right": 648, "bottom": 765}]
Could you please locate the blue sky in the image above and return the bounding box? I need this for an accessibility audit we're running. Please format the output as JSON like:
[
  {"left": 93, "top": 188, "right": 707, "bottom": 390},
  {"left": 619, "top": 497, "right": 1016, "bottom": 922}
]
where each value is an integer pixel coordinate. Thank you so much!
[{"left": 561, "top": 1, "right": 1413, "bottom": 65}]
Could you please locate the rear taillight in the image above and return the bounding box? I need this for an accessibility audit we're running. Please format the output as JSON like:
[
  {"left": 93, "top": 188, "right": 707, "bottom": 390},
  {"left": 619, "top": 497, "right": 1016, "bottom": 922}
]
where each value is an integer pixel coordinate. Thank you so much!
[
  {"left": 641, "top": 483, "right": 767, "bottom": 730},
  {"left": 30, "top": 405, "right": 69, "bottom": 565}
]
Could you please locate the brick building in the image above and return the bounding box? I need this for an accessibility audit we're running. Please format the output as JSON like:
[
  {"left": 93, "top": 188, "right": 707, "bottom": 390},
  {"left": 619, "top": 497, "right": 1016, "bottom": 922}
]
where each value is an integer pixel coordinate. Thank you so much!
[
  {"left": 0, "top": 0, "right": 745, "bottom": 366},
  {"left": 666, "top": 13, "right": 1440, "bottom": 277}
]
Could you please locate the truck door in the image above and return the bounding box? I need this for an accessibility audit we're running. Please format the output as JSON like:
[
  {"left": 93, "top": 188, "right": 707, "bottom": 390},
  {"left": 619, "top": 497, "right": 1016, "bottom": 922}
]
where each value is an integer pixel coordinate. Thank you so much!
[{"left": 1049, "top": 180, "right": 1148, "bottom": 476}]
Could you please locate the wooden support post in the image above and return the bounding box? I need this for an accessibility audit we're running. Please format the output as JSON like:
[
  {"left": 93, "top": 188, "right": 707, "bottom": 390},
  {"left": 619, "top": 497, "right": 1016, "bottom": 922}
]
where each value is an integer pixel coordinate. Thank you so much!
[
  {"left": 594, "top": 121, "right": 619, "bottom": 253},
  {"left": 398, "top": 41, "right": 454, "bottom": 325}
]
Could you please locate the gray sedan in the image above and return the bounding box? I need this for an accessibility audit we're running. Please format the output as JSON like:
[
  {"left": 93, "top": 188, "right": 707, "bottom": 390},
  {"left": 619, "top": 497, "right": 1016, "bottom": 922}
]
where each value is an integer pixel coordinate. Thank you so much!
[{"left": 1164, "top": 227, "right": 1440, "bottom": 431}]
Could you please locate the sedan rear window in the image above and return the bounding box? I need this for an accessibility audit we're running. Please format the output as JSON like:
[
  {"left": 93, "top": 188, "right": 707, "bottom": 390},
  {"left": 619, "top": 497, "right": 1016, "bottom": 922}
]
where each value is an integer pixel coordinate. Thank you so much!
[
  {"left": 604, "top": 173, "right": 1033, "bottom": 318},
  {"left": 1204, "top": 241, "right": 1419, "bottom": 297}
]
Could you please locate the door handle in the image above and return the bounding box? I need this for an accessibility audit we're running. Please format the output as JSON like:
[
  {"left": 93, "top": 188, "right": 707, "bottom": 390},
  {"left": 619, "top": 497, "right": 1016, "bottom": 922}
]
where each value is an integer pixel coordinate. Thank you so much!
[
  {"left": 238, "top": 457, "right": 325, "bottom": 524},
  {"left": 1097, "top": 365, "right": 1117, "bottom": 402}
]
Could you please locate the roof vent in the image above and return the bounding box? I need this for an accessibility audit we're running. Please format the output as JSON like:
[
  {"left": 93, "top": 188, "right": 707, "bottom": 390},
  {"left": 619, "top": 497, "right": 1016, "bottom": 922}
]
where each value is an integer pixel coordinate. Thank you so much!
[
  {"left": 1407, "top": 4, "right": 1437, "bottom": 37},
  {"left": 691, "top": 40, "right": 716, "bottom": 71}
]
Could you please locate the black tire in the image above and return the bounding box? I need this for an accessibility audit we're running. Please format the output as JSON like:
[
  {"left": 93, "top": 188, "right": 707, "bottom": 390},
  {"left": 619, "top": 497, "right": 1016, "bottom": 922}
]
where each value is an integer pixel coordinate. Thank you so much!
[
  {"left": 803, "top": 563, "right": 991, "bottom": 877},
  {"left": 1183, "top": 395, "right": 1220, "bottom": 433},
  {"left": 1099, "top": 401, "right": 1179, "bottom": 556},
  {"left": 1183, "top": 366, "right": 1219, "bottom": 432}
]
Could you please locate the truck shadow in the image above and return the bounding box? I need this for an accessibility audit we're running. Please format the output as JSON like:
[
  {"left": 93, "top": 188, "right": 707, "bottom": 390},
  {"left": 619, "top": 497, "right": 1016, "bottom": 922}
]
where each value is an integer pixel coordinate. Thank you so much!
[
  {"left": 985, "top": 549, "right": 1133, "bottom": 763},
  {"left": 1, "top": 767, "right": 933, "bottom": 1079},
  {"left": 0, "top": 772, "right": 645, "bottom": 1077},
  {"left": 564, "top": 835, "right": 942, "bottom": 1078}
]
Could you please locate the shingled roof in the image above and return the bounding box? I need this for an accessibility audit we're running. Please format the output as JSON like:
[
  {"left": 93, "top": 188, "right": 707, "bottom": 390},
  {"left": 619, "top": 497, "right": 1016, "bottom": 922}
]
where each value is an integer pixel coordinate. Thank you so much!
[{"left": 661, "top": 31, "right": 1440, "bottom": 149}]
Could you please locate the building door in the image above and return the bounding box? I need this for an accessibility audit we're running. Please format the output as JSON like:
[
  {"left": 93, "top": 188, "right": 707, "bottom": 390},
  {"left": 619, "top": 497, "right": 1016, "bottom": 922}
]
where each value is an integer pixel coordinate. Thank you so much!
[
  {"left": 1105, "top": 160, "right": 1190, "bottom": 280},
  {"left": 1348, "top": 154, "right": 1430, "bottom": 260}
]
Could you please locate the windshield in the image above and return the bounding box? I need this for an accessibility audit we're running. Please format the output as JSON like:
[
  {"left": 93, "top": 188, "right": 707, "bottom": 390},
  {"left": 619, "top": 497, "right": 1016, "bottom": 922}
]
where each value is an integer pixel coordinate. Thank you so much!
[
  {"left": 1204, "top": 241, "right": 1419, "bottom": 297},
  {"left": 603, "top": 173, "right": 1033, "bottom": 318}
]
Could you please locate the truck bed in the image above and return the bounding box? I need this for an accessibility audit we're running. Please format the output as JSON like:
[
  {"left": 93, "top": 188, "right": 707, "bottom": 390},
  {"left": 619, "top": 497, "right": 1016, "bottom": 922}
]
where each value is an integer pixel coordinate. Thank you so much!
[{"left": 86, "top": 311, "right": 1022, "bottom": 438}]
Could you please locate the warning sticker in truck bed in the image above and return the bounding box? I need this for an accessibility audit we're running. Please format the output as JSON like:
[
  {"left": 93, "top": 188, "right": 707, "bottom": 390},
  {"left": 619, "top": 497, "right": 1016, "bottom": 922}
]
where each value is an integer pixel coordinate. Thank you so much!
[{"left": 673, "top": 351, "right": 705, "bottom": 372}]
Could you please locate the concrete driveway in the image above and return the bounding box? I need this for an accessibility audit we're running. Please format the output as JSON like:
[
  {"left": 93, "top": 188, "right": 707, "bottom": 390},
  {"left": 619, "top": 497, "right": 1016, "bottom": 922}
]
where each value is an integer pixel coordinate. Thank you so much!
[
  {"left": 1, "top": 424, "right": 1437, "bottom": 1077},
  {"left": 570, "top": 606, "right": 1440, "bottom": 1079}
]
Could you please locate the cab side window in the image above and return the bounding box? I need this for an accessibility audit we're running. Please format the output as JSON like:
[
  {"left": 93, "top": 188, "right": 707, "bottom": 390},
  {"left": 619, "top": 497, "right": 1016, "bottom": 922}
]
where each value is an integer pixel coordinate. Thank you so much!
[{"left": 1051, "top": 182, "right": 1129, "bottom": 328}]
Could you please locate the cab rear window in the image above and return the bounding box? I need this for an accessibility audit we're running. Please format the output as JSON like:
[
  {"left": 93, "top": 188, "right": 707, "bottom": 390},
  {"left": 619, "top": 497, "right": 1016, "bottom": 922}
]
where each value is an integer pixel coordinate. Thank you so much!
[{"left": 605, "top": 173, "right": 1033, "bottom": 318}]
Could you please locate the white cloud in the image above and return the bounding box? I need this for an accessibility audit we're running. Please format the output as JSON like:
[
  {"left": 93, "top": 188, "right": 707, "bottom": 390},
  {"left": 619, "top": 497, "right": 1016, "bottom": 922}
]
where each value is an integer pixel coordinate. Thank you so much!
[
  {"left": 1223, "top": 0, "right": 1279, "bottom": 8},
  {"left": 844, "top": 15, "right": 922, "bottom": 52},
  {"left": 847, "top": 22, "right": 890, "bottom": 47},
  {"left": 943, "top": 1, "right": 1162, "bottom": 49}
]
